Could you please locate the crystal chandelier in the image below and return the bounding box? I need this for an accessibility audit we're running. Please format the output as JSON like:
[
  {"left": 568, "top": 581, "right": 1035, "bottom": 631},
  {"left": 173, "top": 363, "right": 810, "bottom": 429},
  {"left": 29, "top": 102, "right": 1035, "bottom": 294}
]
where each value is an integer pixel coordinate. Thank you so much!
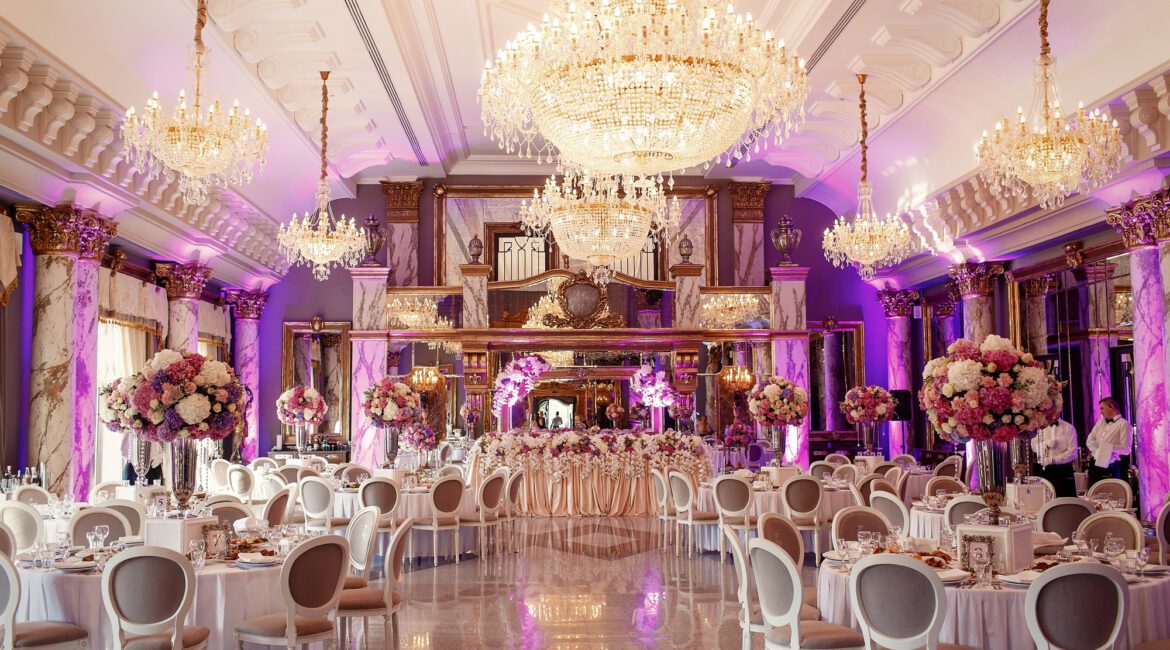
[
  {"left": 407, "top": 366, "right": 442, "bottom": 393},
  {"left": 121, "top": 0, "right": 268, "bottom": 205},
  {"left": 521, "top": 172, "right": 677, "bottom": 282},
  {"left": 388, "top": 297, "right": 454, "bottom": 331},
  {"left": 702, "top": 294, "right": 763, "bottom": 329},
  {"left": 976, "top": 0, "right": 1121, "bottom": 209},
  {"left": 277, "top": 72, "right": 365, "bottom": 281},
  {"left": 822, "top": 74, "right": 913, "bottom": 280},
  {"left": 479, "top": 0, "right": 808, "bottom": 179},
  {"left": 719, "top": 365, "right": 754, "bottom": 393},
  {"left": 523, "top": 290, "right": 575, "bottom": 367}
]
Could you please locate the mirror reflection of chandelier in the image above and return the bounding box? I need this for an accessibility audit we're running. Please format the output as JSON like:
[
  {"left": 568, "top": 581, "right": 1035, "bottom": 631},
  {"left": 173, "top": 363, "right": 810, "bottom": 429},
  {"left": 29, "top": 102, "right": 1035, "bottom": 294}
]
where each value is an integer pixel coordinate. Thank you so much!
[
  {"left": 523, "top": 285, "right": 574, "bottom": 367},
  {"left": 719, "top": 365, "right": 754, "bottom": 393},
  {"left": 521, "top": 172, "right": 677, "bottom": 283},
  {"left": 407, "top": 366, "right": 441, "bottom": 393},
  {"left": 480, "top": 0, "right": 809, "bottom": 178},
  {"left": 976, "top": 0, "right": 1121, "bottom": 209},
  {"left": 822, "top": 74, "right": 913, "bottom": 280},
  {"left": 277, "top": 71, "right": 365, "bottom": 281},
  {"left": 388, "top": 297, "right": 453, "bottom": 331},
  {"left": 702, "top": 294, "right": 764, "bottom": 329}
]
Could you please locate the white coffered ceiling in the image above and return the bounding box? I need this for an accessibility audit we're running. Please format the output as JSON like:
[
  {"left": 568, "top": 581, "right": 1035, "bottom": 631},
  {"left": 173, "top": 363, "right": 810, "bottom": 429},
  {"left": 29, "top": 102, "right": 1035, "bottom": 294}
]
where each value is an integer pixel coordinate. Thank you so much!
[{"left": 1, "top": 0, "right": 1168, "bottom": 285}]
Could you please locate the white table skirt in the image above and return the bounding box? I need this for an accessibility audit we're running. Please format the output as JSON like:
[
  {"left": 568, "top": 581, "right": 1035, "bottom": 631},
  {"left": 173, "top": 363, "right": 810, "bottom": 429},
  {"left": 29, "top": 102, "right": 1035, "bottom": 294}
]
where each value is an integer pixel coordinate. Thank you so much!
[
  {"left": 908, "top": 506, "right": 945, "bottom": 540},
  {"left": 17, "top": 562, "right": 324, "bottom": 649},
  {"left": 694, "top": 486, "right": 855, "bottom": 553},
  {"left": 332, "top": 488, "right": 479, "bottom": 560},
  {"left": 816, "top": 562, "right": 1170, "bottom": 649}
]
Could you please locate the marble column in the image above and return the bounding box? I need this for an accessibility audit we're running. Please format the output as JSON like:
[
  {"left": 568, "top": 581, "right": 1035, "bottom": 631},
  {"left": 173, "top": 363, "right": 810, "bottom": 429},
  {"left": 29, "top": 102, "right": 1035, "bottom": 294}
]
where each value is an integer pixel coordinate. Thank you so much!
[
  {"left": 15, "top": 204, "right": 115, "bottom": 497},
  {"left": 932, "top": 297, "right": 959, "bottom": 351},
  {"left": 770, "top": 266, "right": 811, "bottom": 468},
  {"left": 1022, "top": 275, "right": 1054, "bottom": 357},
  {"left": 224, "top": 289, "right": 267, "bottom": 461},
  {"left": 155, "top": 262, "right": 210, "bottom": 352},
  {"left": 729, "top": 181, "right": 770, "bottom": 286},
  {"left": 381, "top": 181, "right": 424, "bottom": 287},
  {"left": 1081, "top": 265, "right": 1116, "bottom": 416},
  {"left": 949, "top": 262, "right": 1004, "bottom": 344},
  {"left": 821, "top": 322, "right": 847, "bottom": 432},
  {"left": 350, "top": 267, "right": 390, "bottom": 468},
  {"left": 460, "top": 263, "right": 491, "bottom": 329},
  {"left": 670, "top": 262, "right": 704, "bottom": 329},
  {"left": 1106, "top": 203, "right": 1168, "bottom": 518},
  {"left": 876, "top": 287, "right": 920, "bottom": 456},
  {"left": 320, "top": 334, "right": 343, "bottom": 436}
]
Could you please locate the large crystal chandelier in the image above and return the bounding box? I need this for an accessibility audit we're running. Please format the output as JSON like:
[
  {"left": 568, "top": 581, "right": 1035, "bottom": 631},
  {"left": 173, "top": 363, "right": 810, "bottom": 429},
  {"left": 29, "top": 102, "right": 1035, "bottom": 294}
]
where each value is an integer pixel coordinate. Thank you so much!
[
  {"left": 976, "top": 0, "right": 1121, "bottom": 209},
  {"left": 388, "top": 297, "right": 454, "bottom": 331},
  {"left": 822, "top": 74, "right": 913, "bottom": 280},
  {"left": 702, "top": 294, "right": 763, "bottom": 329},
  {"left": 121, "top": 0, "right": 268, "bottom": 205},
  {"left": 277, "top": 72, "right": 365, "bottom": 281},
  {"left": 522, "top": 172, "right": 677, "bottom": 282},
  {"left": 479, "top": 0, "right": 809, "bottom": 179},
  {"left": 523, "top": 286, "right": 575, "bottom": 367}
]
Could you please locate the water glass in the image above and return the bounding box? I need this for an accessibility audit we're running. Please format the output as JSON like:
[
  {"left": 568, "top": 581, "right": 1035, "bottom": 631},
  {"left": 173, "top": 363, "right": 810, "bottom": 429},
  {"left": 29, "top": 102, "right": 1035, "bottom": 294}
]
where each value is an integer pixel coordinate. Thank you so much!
[
  {"left": 188, "top": 539, "right": 206, "bottom": 568},
  {"left": 32, "top": 542, "right": 46, "bottom": 569},
  {"left": 95, "top": 524, "right": 110, "bottom": 548},
  {"left": 86, "top": 531, "right": 98, "bottom": 550},
  {"left": 1137, "top": 548, "right": 1150, "bottom": 582}
]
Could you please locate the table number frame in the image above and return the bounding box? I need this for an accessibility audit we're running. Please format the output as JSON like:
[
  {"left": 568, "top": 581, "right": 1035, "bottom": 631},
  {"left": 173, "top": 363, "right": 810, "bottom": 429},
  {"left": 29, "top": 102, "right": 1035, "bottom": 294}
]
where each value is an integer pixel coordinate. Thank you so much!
[{"left": 959, "top": 534, "right": 996, "bottom": 572}]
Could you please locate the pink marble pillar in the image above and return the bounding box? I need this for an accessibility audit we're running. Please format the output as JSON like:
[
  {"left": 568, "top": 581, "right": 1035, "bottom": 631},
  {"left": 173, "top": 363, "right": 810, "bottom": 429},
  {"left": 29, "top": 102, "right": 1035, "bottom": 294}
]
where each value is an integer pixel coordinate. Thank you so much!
[
  {"left": 729, "top": 182, "right": 770, "bottom": 286},
  {"left": 350, "top": 267, "right": 390, "bottom": 467},
  {"left": 155, "top": 262, "right": 210, "bottom": 353},
  {"left": 876, "top": 287, "right": 919, "bottom": 456},
  {"left": 770, "top": 266, "right": 810, "bottom": 468},
  {"left": 224, "top": 290, "right": 267, "bottom": 461},
  {"left": 671, "top": 262, "right": 704, "bottom": 329},
  {"left": 931, "top": 297, "right": 959, "bottom": 353},
  {"left": 949, "top": 262, "right": 1003, "bottom": 344},
  {"left": 71, "top": 220, "right": 113, "bottom": 501},
  {"left": 381, "top": 181, "right": 423, "bottom": 287}
]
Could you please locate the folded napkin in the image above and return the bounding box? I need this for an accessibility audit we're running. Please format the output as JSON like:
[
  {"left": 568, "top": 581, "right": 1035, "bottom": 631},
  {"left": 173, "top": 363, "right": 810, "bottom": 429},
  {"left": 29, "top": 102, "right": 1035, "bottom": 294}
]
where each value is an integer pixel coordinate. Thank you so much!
[
  {"left": 1032, "top": 531, "right": 1066, "bottom": 548},
  {"left": 233, "top": 516, "right": 264, "bottom": 533},
  {"left": 905, "top": 537, "right": 937, "bottom": 553},
  {"left": 1003, "top": 570, "right": 1042, "bottom": 583},
  {"left": 733, "top": 469, "right": 754, "bottom": 479},
  {"left": 117, "top": 536, "right": 143, "bottom": 545},
  {"left": 938, "top": 568, "right": 970, "bottom": 582},
  {"left": 237, "top": 552, "right": 273, "bottom": 564}
]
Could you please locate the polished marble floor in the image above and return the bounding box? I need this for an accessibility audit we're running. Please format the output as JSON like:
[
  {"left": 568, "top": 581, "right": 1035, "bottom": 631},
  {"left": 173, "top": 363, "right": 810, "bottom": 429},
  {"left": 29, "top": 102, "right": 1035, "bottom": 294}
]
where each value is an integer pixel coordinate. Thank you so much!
[{"left": 348, "top": 517, "right": 812, "bottom": 649}]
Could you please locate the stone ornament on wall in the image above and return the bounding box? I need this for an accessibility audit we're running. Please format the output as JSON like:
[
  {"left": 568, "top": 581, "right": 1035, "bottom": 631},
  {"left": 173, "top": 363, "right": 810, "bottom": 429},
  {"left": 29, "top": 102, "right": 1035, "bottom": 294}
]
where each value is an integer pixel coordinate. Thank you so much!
[
  {"left": 948, "top": 261, "right": 1005, "bottom": 298},
  {"left": 223, "top": 288, "right": 269, "bottom": 320},
  {"left": 154, "top": 262, "right": 212, "bottom": 300},
  {"left": 875, "top": 285, "right": 920, "bottom": 318},
  {"left": 15, "top": 203, "right": 115, "bottom": 256}
]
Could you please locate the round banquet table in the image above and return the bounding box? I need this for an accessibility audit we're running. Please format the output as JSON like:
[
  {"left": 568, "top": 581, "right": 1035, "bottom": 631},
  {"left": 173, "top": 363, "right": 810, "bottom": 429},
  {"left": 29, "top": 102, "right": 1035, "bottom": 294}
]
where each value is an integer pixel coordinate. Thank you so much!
[
  {"left": 708, "top": 447, "right": 775, "bottom": 472},
  {"left": 17, "top": 562, "right": 327, "bottom": 649},
  {"left": 694, "top": 484, "right": 856, "bottom": 553},
  {"left": 908, "top": 505, "right": 946, "bottom": 540},
  {"left": 332, "top": 487, "right": 478, "bottom": 560},
  {"left": 901, "top": 471, "right": 933, "bottom": 507},
  {"left": 816, "top": 561, "right": 1170, "bottom": 649}
]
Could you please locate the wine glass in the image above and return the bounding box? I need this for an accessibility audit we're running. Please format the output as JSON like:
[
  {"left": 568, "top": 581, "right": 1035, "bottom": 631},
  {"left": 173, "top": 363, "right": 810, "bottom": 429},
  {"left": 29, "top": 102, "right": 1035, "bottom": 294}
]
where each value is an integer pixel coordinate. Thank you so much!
[
  {"left": 188, "top": 539, "right": 206, "bottom": 572},
  {"left": 857, "top": 529, "right": 872, "bottom": 551},
  {"left": 85, "top": 531, "right": 98, "bottom": 550},
  {"left": 1136, "top": 548, "right": 1150, "bottom": 582},
  {"left": 971, "top": 546, "right": 991, "bottom": 587},
  {"left": 844, "top": 541, "right": 862, "bottom": 573},
  {"left": 94, "top": 524, "right": 110, "bottom": 549}
]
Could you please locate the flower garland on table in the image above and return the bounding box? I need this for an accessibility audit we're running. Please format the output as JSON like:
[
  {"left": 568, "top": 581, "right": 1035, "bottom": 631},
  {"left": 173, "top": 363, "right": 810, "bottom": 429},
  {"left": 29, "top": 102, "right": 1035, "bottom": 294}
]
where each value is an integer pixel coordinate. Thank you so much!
[
  {"left": 492, "top": 354, "right": 554, "bottom": 416},
  {"left": 723, "top": 419, "right": 755, "bottom": 448},
  {"left": 840, "top": 385, "right": 897, "bottom": 424},
  {"left": 630, "top": 364, "right": 675, "bottom": 407},
  {"left": 276, "top": 385, "right": 328, "bottom": 426},
  {"left": 919, "top": 335, "right": 1063, "bottom": 443},
  {"left": 746, "top": 376, "right": 809, "bottom": 428},
  {"left": 401, "top": 423, "right": 439, "bottom": 452},
  {"left": 118, "top": 349, "right": 245, "bottom": 443},
  {"left": 361, "top": 379, "right": 423, "bottom": 429}
]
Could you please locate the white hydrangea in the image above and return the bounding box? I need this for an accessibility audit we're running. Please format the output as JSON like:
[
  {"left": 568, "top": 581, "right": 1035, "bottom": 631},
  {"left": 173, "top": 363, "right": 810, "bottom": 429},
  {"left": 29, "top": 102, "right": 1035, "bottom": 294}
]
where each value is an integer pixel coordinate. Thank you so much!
[
  {"left": 923, "top": 358, "right": 941, "bottom": 380},
  {"left": 946, "top": 359, "right": 985, "bottom": 393},
  {"left": 198, "top": 360, "right": 232, "bottom": 387},
  {"left": 1017, "top": 365, "right": 1050, "bottom": 406},
  {"left": 304, "top": 387, "right": 320, "bottom": 399},
  {"left": 176, "top": 393, "right": 211, "bottom": 425},
  {"left": 979, "top": 334, "right": 1014, "bottom": 353},
  {"left": 149, "top": 349, "right": 183, "bottom": 371},
  {"left": 383, "top": 402, "right": 400, "bottom": 421}
]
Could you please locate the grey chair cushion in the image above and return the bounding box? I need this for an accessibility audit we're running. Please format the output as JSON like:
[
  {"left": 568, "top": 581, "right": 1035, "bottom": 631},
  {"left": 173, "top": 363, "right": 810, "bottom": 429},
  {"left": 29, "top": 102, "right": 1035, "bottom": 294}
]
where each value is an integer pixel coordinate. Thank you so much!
[
  {"left": 122, "top": 626, "right": 209, "bottom": 649},
  {"left": 343, "top": 575, "right": 367, "bottom": 590},
  {"left": 765, "top": 620, "right": 865, "bottom": 649},
  {"left": 11, "top": 621, "right": 89, "bottom": 647},
  {"left": 236, "top": 614, "right": 334, "bottom": 638}
]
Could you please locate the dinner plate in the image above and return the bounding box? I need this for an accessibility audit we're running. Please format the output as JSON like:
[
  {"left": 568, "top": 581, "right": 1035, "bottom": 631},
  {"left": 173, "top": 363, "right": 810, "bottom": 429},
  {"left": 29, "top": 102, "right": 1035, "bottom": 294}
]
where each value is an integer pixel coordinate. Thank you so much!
[
  {"left": 822, "top": 550, "right": 845, "bottom": 563},
  {"left": 1140, "top": 564, "right": 1170, "bottom": 575},
  {"left": 52, "top": 560, "right": 96, "bottom": 572}
]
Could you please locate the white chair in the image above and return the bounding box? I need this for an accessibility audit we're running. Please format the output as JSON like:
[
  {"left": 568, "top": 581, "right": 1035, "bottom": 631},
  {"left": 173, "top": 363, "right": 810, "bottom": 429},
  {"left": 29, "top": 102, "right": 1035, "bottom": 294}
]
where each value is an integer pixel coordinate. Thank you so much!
[
  {"left": 336, "top": 519, "right": 414, "bottom": 647},
  {"left": 226, "top": 465, "right": 256, "bottom": 504},
  {"left": 749, "top": 538, "right": 864, "bottom": 649},
  {"left": 257, "top": 474, "right": 286, "bottom": 501},
  {"left": 299, "top": 476, "right": 349, "bottom": 533},
  {"left": 437, "top": 465, "right": 464, "bottom": 479},
  {"left": 436, "top": 442, "right": 454, "bottom": 466},
  {"left": 1087, "top": 478, "right": 1133, "bottom": 509},
  {"left": 890, "top": 453, "right": 916, "bottom": 468},
  {"left": 342, "top": 506, "right": 381, "bottom": 590},
  {"left": 358, "top": 477, "right": 402, "bottom": 532},
  {"left": 869, "top": 491, "right": 910, "bottom": 536},
  {"left": 260, "top": 487, "right": 296, "bottom": 527},
  {"left": 341, "top": 465, "right": 372, "bottom": 483},
  {"left": 944, "top": 495, "right": 987, "bottom": 529},
  {"left": 855, "top": 473, "right": 884, "bottom": 508},
  {"left": 650, "top": 469, "right": 676, "bottom": 550},
  {"left": 779, "top": 475, "right": 828, "bottom": 564},
  {"left": 276, "top": 466, "right": 300, "bottom": 484},
  {"left": 713, "top": 475, "right": 757, "bottom": 563},
  {"left": 0, "top": 551, "right": 88, "bottom": 649},
  {"left": 201, "top": 494, "right": 242, "bottom": 508},
  {"left": 69, "top": 507, "right": 131, "bottom": 544},
  {"left": 209, "top": 458, "right": 231, "bottom": 493},
  {"left": 1034, "top": 476, "right": 1057, "bottom": 502},
  {"left": 724, "top": 525, "right": 819, "bottom": 650},
  {"left": 296, "top": 467, "right": 322, "bottom": 483},
  {"left": 849, "top": 553, "right": 950, "bottom": 650},
  {"left": 1076, "top": 512, "right": 1143, "bottom": 550},
  {"left": 411, "top": 475, "right": 465, "bottom": 567},
  {"left": 209, "top": 503, "right": 252, "bottom": 527},
  {"left": 0, "top": 502, "right": 43, "bottom": 551},
  {"left": 832, "top": 464, "right": 859, "bottom": 484},
  {"left": 1024, "top": 563, "right": 1128, "bottom": 650},
  {"left": 13, "top": 486, "right": 51, "bottom": 506},
  {"left": 824, "top": 453, "right": 849, "bottom": 466},
  {"left": 870, "top": 479, "right": 896, "bottom": 498},
  {"left": 0, "top": 522, "right": 16, "bottom": 558},
  {"left": 933, "top": 456, "right": 962, "bottom": 479},
  {"left": 234, "top": 535, "right": 349, "bottom": 648},
  {"left": 884, "top": 466, "right": 903, "bottom": 485},
  {"left": 1157, "top": 499, "right": 1170, "bottom": 565},
  {"left": 97, "top": 499, "right": 146, "bottom": 536},
  {"left": 924, "top": 476, "right": 965, "bottom": 496},
  {"left": 871, "top": 462, "right": 898, "bottom": 478},
  {"left": 102, "top": 546, "right": 206, "bottom": 649},
  {"left": 89, "top": 481, "right": 122, "bottom": 504},
  {"left": 757, "top": 513, "right": 818, "bottom": 607},
  {"left": 807, "top": 461, "right": 836, "bottom": 481},
  {"left": 248, "top": 457, "right": 279, "bottom": 473},
  {"left": 668, "top": 471, "right": 719, "bottom": 559},
  {"left": 460, "top": 471, "right": 506, "bottom": 557},
  {"left": 1034, "top": 497, "right": 1094, "bottom": 540},
  {"left": 830, "top": 506, "right": 891, "bottom": 550},
  {"left": 498, "top": 469, "right": 526, "bottom": 552}
]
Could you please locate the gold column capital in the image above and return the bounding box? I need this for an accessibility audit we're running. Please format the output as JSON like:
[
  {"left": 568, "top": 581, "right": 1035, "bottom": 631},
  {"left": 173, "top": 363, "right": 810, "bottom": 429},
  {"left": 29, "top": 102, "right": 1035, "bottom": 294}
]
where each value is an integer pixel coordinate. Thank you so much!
[
  {"left": 948, "top": 261, "right": 1005, "bottom": 298},
  {"left": 154, "top": 261, "right": 211, "bottom": 300},
  {"left": 875, "top": 286, "right": 920, "bottom": 318},
  {"left": 15, "top": 203, "right": 116, "bottom": 258},
  {"left": 380, "top": 180, "right": 424, "bottom": 223},
  {"left": 223, "top": 288, "right": 269, "bottom": 320}
]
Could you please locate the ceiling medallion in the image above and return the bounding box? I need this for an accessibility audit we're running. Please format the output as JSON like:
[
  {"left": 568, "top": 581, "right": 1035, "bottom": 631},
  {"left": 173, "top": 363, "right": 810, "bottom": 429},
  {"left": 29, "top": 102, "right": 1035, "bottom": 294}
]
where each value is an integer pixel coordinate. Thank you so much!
[
  {"left": 277, "top": 71, "right": 365, "bottom": 281},
  {"left": 822, "top": 74, "right": 913, "bottom": 280},
  {"left": 479, "top": 0, "right": 808, "bottom": 180},
  {"left": 121, "top": 0, "right": 268, "bottom": 205},
  {"left": 976, "top": 0, "right": 1121, "bottom": 210}
]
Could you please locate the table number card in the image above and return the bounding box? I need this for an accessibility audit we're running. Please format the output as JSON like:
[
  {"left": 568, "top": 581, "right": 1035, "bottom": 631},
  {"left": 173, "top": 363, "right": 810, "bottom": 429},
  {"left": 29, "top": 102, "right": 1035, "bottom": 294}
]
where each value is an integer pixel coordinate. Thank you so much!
[{"left": 956, "top": 522, "right": 1033, "bottom": 574}]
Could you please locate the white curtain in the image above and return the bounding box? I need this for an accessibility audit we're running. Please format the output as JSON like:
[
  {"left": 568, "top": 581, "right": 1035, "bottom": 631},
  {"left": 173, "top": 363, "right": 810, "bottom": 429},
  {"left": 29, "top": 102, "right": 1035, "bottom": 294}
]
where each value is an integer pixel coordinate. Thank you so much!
[{"left": 95, "top": 321, "right": 149, "bottom": 484}]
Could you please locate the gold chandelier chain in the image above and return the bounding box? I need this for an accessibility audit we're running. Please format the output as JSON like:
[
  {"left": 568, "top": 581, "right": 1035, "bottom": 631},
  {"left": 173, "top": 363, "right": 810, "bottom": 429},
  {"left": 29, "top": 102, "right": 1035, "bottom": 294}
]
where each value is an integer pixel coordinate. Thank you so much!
[
  {"left": 319, "top": 70, "right": 330, "bottom": 181},
  {"left": 857, "top": 73, "right": 868, "bottom": 184},
  {"left": 1038, "top": 0, "right": 1051, "bottom": 59},
  {"left": 192, "top": 0, "right": 208, "bottom": 113}
]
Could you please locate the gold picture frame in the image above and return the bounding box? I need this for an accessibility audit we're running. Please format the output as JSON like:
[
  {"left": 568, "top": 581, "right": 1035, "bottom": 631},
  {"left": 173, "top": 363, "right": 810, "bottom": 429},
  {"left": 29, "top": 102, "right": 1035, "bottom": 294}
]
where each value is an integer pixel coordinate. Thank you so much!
[
  {"left": 543, "top": 271, "right": 624, "bottom": 329},
  {"left": 959, "top": 534, "right": 996, "bottom": 572},
  {"left": 201, "top": 523, "right": 233, "bottom": 559}
]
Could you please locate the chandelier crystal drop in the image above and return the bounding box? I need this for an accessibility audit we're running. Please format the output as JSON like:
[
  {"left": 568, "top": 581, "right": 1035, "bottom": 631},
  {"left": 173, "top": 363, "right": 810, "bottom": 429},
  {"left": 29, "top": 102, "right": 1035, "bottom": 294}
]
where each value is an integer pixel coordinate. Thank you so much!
[
  {"left": 277, "top": 71, "right": 365, "bottom": 281},
  {"left": 121, "top": 0, "right": 268, "bottom": 205},
  {"left": 407, "top": 366, "right": 442, "bottom": 393},
  {"left": 822, "top": 74, "right": 913, "bottom": 280},
  {"left": 975, "top": 0, "right": 1122, "bottom": 210},
  {"left": 479, "top": 0, "right": 809, "bottom": 179},
  {"left": 521, "top": 171, "right": 678, "bottom": 283}
]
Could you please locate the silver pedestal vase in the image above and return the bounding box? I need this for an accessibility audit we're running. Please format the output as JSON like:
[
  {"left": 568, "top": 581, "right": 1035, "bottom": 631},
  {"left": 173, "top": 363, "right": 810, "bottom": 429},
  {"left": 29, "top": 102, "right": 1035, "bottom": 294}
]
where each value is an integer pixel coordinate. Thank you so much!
[{"left": 166, "top": 437, "right": 198, "bottom": 510}]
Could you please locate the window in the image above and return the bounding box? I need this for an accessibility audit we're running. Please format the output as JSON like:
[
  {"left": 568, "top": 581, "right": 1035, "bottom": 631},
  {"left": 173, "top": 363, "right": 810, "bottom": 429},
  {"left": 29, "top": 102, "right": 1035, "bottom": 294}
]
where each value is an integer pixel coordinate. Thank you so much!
[
  {"left": 95, "top": 321, "right": 152, "bottom": 485},
  {"left": 610, "top": 240, "right": 661, "bottom": 281},
  {"left": 490, "top": 225, "right": 552, "bottom": 281}
]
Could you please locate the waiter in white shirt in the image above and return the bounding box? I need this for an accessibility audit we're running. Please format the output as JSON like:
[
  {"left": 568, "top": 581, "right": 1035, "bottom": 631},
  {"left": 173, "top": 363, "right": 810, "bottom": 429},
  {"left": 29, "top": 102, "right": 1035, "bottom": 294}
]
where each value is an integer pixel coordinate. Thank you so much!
[
  {"left": 1031, "top": 418, "right": 1077, "bottom": 497},
  {"left": 121, "top": 435, "right": 164, "bottom": 484},
  {"left": 1085, "top": 396, "right": 1131, "bottom": 484}
]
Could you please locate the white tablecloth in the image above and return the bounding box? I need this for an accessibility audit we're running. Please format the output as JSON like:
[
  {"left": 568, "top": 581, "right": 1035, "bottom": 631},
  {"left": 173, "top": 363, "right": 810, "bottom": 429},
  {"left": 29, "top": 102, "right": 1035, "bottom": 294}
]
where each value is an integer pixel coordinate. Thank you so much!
[
  {"left": 908, "top": 506, "right": 946, "bottom": 540},
  {"left": 332, "top": 488, "right": 478, "bottom": 560},
  {"left": 901, "top": 471, "right": 933, "bottom": 507},
  {"left": 816, "top": 562, "right": 1170, "bottom": 649},
  {"left": 709, "top": 447, "right": 775, "bottom": 472},
  {"left": 17, "top": 562, "right": 321, "bottom": 649},
  {"left": 694, "top": 485, "right": 856, "bottom": 553}
]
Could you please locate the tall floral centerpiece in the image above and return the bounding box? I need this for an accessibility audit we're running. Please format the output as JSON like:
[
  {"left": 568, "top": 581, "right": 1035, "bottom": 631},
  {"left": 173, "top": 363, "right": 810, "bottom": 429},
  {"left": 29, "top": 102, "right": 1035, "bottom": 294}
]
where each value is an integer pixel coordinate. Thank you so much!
[
  {"left": 605, "top": 402, "right": 626, "bottom": 428},
  {"left": 401, "top": 423, "right": 439, "bottom": 468},
  {"left": 919, "top": 335, "right": 1063, "bottom": 517},
  {"left": 667, "top": 393, "right": 695, "bottom": 433},
  {"left": 99, "top": 376, "right": 153, "bottom": 486},
  {"left": 746, "top": 376, "right": 809, "bottom": 466},
  {"left": 361, "top": 379, "right": 422, "bottom": 463},
  {"left": 276, "top": 385, "right": 328, "bottom": 451},
  {"left": 125, "top": 350, "right": 245, "bottom": 508},
  {"left": 630, "top": 364, "right": 674, "bottom": 432},
  {"left": 492, "top": 355, "right": 553, "bottom": 430},
  {"left": 840, "top": 385, "right": 898, "bottom": 455}
]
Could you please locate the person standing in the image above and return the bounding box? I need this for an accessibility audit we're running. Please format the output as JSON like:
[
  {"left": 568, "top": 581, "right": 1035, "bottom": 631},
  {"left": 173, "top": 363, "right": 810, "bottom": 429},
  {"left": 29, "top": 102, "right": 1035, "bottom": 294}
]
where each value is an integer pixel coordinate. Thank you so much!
[
  {"left": 1031, "top": 418, "right": 1077, "bottom": 497},
  {"left": 1085, "top": 397, "right": 1131, "bottom": 484},
  {"left": 121, "top": 435, "right": 164, "bottom": 485}
]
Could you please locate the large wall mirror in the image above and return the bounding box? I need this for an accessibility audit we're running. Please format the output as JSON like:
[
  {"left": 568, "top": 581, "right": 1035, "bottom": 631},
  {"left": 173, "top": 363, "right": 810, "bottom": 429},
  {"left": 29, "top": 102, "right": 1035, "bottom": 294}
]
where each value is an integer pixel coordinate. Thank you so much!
[{"left": 281, "top": 320, "right": 352, "bottom": 446}]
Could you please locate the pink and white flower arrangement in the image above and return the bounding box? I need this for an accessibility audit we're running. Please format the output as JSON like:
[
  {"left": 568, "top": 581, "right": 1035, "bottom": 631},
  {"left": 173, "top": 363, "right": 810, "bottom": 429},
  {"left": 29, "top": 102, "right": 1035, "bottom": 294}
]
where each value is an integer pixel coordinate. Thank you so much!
[
  {"left": 840, "top": 385, "right": 898, "bottom": 425},
  {"left": 666, "top": 393, "right": 694, "bottom": 421},
  {"left": 605, "top": 402, "right": 626, "bottom": 423},
  {"left": 276, "top": 385, "right": 328, "bottom": 426},
  {"left": 99, "top": 375, "right": 149, "bottom": 434},
  {"left": 630, "top": 364, "right": 675, "bottom": 408},
  {"left": 122, "top": 349, "right": 245, "bottom": 443},
  {"left": 919, "top": 335, "right": 1063, "bottom": 443},
  {"left": 492, "top": 354, "right": 554, "bottom": 416},
  {"left": 361, "top": 379, "right": 422, "bottom": 429},
  {"left": 401, "top": 423, "right": 439, "bottom": 451},
  {"left": 723, "top": 419, "right": 755, "bottom": 448},
  {"left": 746, "top": 376, "right": 809, "bottom": 427},
  {"left": 628, "top": 400, "right": 650, "bottom": 424}
]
